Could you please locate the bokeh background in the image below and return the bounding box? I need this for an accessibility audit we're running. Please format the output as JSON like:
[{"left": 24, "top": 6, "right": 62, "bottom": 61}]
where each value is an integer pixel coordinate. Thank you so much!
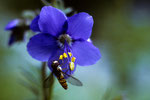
[{"left": 0, "top": 0, "right": 150, "bottom": 100}]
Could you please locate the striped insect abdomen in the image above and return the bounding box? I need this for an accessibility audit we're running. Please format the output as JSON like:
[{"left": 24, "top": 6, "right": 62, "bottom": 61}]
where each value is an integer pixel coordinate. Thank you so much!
[{"left": 57, "top": 73, "right": 68, "bottom": 90}]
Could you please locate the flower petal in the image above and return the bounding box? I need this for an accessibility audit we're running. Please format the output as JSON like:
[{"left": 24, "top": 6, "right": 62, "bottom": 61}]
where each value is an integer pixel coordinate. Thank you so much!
[
  {"left": 72, "top": 41, "right": 101, "bottom": 66},
  {"left": 39, "top": 6, "right": 67, "bottom": 36},
  {"left": 27, "top": 33, "right": 58, "bottom": 61},
  {"left": 5, "top": 19, "right": 20, "bottom": 30},
  {"left": 67, "top": 12, "right": 94, "bottom": 40},
  {"left": 8, "top": 33, "right": 15, "bottom": 46},
  {"left": 30, "top": 15, "right": 40, "bottom": 32}
]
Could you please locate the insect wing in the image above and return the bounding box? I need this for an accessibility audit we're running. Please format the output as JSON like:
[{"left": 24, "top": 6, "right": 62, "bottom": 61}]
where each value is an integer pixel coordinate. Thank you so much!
[
  {"left": 44, "top": 73, "right": 54, "bottom": 88},
  {"left": 67, "top": 76, "right": 83, "bottom": 86},
  {"left": 62, "top": 72, "right": 83, "bottom": 86}
]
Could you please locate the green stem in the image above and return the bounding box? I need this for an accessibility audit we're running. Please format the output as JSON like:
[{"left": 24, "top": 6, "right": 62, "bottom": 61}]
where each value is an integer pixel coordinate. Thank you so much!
[
  {"left": 48, "top": 73, "right": 54, "bottom": 100},
  {"left": 41, "top": 62, "right": 54, "bottom": 100},
  {"left": 41, "top": 62, "right": 47, "bottom": 100},
  {"left": 41, "top": 0, "right": 50, "bottom": 6}
]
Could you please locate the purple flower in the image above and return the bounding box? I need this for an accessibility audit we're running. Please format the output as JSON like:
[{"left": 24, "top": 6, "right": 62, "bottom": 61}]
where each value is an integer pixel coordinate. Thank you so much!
[
  {"left": 27, "top": 6, "right": 101, "bottom": 77},
  {"left": 5, "top": 19, "right": 29, "bottom": 46}
]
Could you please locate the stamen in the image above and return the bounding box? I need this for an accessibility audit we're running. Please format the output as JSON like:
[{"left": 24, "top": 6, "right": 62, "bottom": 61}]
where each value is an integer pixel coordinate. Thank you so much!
[
  {"left": 59, "top": 55, "right": 63, "bottom": 60},
  {"left": 71, "top": 57, "right": 76, "bottom": 62},
  {"left": 69, "top": 62, "right": 75, "bottom": 71},
  {"left": 63, "top": 53, "right": 68, "bottom": 58},
  {"left": 58, "top": 51, "right": 76, "bottom": 72},
  {"left": 68, "top": 52, "right": 72, "bottom": 57}
]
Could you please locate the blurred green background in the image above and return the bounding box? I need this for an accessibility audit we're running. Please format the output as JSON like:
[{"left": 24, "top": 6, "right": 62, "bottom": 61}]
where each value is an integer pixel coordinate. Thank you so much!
[{"left": 0, "top": 0, "right": 150, "bottom": 100}]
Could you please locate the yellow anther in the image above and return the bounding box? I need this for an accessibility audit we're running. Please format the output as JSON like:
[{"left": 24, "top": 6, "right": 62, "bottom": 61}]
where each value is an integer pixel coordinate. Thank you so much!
[
  {"left": 63, "top": 53, "right": 68, "bottom": 58},
  {"left": 68, "top": 52, "right": 72, "bottom": 57},
  {"left": 69, "top": 62, "right": 75, "bottom": 71},
  {"left": 71, "top": 57, "right": 76, "bottom": 62},
  {"left": 59, "top": 55, "right": 63, "bottom": 60}
]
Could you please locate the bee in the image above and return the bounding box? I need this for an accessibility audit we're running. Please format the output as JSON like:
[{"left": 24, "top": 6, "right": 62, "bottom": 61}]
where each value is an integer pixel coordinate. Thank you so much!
[{"left": 45, "top": 60, "right": 82, "bottom": 90}]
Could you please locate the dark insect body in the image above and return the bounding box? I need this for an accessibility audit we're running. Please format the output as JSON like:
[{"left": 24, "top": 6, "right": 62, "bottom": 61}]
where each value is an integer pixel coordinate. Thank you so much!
[
  {"left": 50, "top": 60, "right": 83, "bottom": 90},
  {"left": 51, "top": 60, "right": 68, "bottom": 89}
]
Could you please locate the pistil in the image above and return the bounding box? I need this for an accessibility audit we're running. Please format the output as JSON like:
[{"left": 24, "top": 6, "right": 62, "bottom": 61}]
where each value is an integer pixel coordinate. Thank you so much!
[{"left": 58, "top": 34, "right": 72, "bottom": 48}]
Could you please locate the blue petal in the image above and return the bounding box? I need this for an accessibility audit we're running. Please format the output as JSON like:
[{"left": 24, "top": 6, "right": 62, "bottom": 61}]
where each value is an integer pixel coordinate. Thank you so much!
[
  {"left": 30, "top": 15, "right": 40, "bottom": 32},
  {"left": 8, "top": 33, "right": 15, "bottom": 46},
  {"left": 67, "top": 12, "right": 94, "bottom": 40},
  {"left": 5, "top": 19, "right": 20, "bottom": 30},
  {"left": 72, "top": 41, "right": 101, "bottom": 66},
  {"left": 39, "top": 6, "right": 67, "bottom": 36},
  {"left": 27, "top": 33, "right": 58, "bottom": 61}
]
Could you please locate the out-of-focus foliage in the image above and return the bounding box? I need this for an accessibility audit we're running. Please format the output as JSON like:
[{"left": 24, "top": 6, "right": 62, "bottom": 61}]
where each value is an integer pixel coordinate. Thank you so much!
[{"left": 0, "top": 0, "right": 150, "bottom": 100}]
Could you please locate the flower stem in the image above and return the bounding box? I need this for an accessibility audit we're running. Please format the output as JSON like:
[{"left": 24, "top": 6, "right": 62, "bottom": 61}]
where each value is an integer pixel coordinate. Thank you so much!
[
  {"left": 41, "top": 0, "right": 50, "bottom": 6},
  {"left": 47, "top": 73, "right": 54, "bottom": 100},
  {"left": 41, "top": 62, "right": 54, "bottom": 100},
  {"left": 41, "top": 62, "right": 47, "bottom": 100}
]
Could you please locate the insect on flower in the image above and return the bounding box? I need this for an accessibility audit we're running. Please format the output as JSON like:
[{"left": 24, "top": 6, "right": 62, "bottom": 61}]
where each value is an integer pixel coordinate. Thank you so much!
[
  {"left": 45, "top": 60, "right": 82, "bottom": 90},
  {"left": 27, "top": 6, "right": 101, "bottom": 88}
]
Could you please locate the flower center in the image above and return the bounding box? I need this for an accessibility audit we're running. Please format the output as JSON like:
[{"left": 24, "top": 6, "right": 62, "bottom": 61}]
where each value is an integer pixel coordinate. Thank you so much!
[
  {"left": 57, "top": 34, "right": 76, "bottom": 74},
  {"left": 58, "top": 34, "right": 72, "bottom": 47}
]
